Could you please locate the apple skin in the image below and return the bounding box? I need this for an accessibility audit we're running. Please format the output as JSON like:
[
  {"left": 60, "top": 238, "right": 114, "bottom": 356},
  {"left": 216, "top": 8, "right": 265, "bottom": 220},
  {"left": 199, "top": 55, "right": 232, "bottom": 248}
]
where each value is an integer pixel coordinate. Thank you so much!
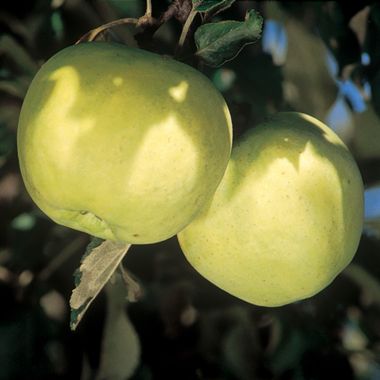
[
  {"left": 17, "top": 42, "right": 232, "bottom": 244},
  {"left": 178, "top": 112, "right": 364, "bottom": 307}
]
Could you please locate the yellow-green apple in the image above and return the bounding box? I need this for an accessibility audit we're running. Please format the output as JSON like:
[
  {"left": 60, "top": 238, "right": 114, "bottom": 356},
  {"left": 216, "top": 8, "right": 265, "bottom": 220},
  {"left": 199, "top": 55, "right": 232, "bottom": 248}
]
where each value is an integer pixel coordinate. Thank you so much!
[
  {"left": 178, "top": 112, "right": 363, "bottom": 306},
  {"left": 17, "top": 42, "right": 232, "bottom": 244}
]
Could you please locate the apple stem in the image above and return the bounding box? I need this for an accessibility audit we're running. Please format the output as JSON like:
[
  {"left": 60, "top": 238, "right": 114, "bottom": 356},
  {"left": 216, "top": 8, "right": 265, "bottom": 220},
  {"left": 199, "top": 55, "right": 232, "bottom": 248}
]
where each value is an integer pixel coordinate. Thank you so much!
[
  {"left": 75, "top": 18, "right": 140, "bottom": 44},
  {"left": 177, "top": 8, "right": 197, "bottom": 51},
  {"left": 146, "top": 0, "right": 152, "bottom": 18}
]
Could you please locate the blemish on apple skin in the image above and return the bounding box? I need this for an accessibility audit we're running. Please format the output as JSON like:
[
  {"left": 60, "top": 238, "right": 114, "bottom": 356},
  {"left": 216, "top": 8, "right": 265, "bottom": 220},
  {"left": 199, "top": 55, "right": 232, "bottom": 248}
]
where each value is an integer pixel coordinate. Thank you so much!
[{"left": 133, "top": 233, "right": 139, "bottom": 237}]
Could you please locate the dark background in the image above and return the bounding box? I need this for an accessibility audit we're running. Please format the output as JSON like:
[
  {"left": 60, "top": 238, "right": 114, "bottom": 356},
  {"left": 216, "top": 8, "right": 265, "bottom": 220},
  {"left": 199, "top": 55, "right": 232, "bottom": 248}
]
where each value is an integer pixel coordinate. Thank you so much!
[{"left": 0, "top": 1, "right": 380, "bottom": 379}]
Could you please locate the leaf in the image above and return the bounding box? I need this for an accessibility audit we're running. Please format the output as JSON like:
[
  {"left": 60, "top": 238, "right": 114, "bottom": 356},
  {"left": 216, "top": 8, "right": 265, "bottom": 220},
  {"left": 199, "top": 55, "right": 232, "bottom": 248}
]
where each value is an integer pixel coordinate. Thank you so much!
[
  {"left": 195, "top": 9, "right": 263, "bottom": 67},
  {"left": 96, "top": 274, "right": 141, "bottom": 380},
  {"left": 70, "top": 238, "right": 130, "bottom": 330},
  {"left": 193, "top": 0, "right": 235, "bottom": 14}
]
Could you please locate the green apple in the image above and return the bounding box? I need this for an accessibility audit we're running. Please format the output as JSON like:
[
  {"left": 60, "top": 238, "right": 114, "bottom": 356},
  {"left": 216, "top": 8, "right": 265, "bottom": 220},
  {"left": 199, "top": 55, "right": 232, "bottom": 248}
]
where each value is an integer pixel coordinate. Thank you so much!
[
  {"left": 178, "top": 112, "right": 364, "bottom": 306},
  {"left": 17, "top": 42, "right": 232, "bottom": 244}
]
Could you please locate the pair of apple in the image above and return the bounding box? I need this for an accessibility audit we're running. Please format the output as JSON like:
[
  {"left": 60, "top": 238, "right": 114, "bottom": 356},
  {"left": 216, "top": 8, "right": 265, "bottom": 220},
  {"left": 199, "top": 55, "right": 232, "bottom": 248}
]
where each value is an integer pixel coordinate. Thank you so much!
[{"left": 17, "top": 42, "right": 364, "bottom": 307}]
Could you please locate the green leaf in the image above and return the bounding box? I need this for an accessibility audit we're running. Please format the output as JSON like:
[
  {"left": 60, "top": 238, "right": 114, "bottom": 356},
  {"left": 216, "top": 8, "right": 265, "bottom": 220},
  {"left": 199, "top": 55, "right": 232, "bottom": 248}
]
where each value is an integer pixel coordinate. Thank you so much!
[
  {"left": 70, "top": 239, "right": 130, "bottom": 330},
  {"left": 193, "top": 0, "right": 235, "bottom": 14},
  {"left": 195, "top": 9, "right": 263, "bottom": 67}
]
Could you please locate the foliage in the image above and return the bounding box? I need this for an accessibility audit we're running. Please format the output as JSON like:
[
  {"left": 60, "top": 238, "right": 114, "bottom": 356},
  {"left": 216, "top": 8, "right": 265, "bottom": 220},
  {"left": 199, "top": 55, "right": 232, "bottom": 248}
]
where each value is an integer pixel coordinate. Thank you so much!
[
  {"left": 0, "top": 1, "right": 380, "bottom": 380},
  {"left": 194, "top": 9, "right": 263, "bottom": 66},
  {"left": 70, "top": 239, "right": 130, "bottom": 330}
]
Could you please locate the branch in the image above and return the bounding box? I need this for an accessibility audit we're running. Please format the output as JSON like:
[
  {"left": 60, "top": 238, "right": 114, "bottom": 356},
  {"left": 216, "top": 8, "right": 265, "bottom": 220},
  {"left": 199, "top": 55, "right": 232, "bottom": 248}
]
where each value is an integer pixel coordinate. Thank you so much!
[
  {"left": 76, "top": 17, "right": 139, "bottom": 44},
  {"left": 146, "top": 0, "right": 152, "bottom": 17},
  {"left": 177, "top": 8, "right": 197, "bottom": 49}
]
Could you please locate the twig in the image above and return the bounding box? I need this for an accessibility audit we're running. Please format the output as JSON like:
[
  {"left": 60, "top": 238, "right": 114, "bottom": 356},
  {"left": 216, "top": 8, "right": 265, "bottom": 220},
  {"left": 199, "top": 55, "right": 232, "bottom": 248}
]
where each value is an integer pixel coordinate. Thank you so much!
[
  {"left": 158, "top": 1, "right": 178, "bottom": 24},
  {"left": 134, "top": 2, "right": 177, "bottom": 46},
  {"left": 146, "top": 0, "right": 152, "bottom": 17},
  {"left": 177, "top": 8, "right": 197, "bottom": 49},
  {"left": 76, "top": 17, "right": 139, "bottom": 44}
]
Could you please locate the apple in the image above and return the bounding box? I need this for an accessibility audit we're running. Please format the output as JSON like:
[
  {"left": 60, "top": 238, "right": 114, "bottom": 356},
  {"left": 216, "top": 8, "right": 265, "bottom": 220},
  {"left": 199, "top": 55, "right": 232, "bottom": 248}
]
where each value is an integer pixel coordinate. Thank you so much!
[
  {"left": 178, "top": 112, "right": 364, "bottom": 306},
  {"left": 17, "top": 42, "right": 232, "bottom": 244}
]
